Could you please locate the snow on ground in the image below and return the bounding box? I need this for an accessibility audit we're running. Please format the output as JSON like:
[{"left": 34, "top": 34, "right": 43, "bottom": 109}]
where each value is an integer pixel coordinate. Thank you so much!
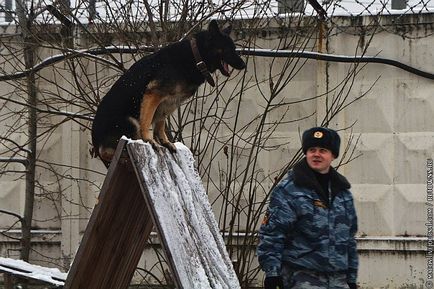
[
  {"left": 127, "top": 140, "right": 240, "bottom": 289},
  {"left": 0, "top": 257, "right": 66, "bottom": 286}
]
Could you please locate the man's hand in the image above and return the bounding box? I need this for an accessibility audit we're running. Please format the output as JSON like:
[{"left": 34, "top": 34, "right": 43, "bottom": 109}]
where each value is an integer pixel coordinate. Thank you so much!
[{"left": 264, "top": 276, "right": 284, "bottom": 289}]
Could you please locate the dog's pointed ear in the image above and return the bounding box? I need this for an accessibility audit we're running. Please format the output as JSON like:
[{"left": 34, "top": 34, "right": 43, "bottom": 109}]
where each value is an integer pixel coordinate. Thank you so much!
[
  {"left": 222, "top": 24, "right": 232, "bottom": 35},
  {"left": 208, "top": 20, "right": 221, "bottom": 36}
]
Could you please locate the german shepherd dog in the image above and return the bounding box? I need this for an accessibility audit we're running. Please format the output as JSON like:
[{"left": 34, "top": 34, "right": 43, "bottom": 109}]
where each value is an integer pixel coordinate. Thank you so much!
[{"left": 91, "top": 20, "right": 246, "bottom": 166}]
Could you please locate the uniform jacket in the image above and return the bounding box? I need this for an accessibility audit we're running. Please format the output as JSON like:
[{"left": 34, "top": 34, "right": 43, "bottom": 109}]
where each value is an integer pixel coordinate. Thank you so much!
[{"left": 257, "top": 158, "right": 358, "bottom": 283}]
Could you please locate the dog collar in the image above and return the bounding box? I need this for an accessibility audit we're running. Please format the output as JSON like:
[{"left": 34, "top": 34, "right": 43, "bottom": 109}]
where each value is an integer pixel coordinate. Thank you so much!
[{"left": 190, "top": 38, "right": 216, "bottom": 87}]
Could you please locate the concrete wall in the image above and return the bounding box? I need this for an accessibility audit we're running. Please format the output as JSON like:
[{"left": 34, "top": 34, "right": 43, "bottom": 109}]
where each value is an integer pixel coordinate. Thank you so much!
[
  {"left": 328, "top": 14, "right": 433, "bottom": 288},
  {"left": 0, "top": 13, "right": 433, "bottom": 288}
]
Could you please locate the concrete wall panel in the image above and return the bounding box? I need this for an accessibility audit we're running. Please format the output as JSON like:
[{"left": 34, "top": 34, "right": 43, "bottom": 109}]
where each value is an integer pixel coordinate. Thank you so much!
[{"left": 352, "top": 185, "right": 395, "bottom": 236}]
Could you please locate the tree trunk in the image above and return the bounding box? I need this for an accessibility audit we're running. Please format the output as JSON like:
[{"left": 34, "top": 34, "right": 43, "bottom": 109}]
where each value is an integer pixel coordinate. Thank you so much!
[
  {"left": 15, "top": 0, "right": 37, "bottom": 263},
  {"left": 20, "top": 45, "right": 37, "bottom": 262}
]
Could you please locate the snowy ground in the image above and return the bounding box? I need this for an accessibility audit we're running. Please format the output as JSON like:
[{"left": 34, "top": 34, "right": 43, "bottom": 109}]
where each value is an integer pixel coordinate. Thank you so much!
[{"left": 0, "top": 257, "right": 66, "bottom": 286}]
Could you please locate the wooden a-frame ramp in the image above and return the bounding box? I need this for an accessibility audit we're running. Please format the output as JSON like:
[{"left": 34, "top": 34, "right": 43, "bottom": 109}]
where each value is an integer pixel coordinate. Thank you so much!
[{"left": 63, "top": 138, "right": 240, "bottom": 289}]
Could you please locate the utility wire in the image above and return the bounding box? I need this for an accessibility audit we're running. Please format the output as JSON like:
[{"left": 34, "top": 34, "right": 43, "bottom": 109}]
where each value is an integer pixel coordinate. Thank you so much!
[
  {"left": 239, "top": 48, "right": 434, "bottom": 80},
  {"left": 1, "top": 47, "right": 433, "bottom": 81}
]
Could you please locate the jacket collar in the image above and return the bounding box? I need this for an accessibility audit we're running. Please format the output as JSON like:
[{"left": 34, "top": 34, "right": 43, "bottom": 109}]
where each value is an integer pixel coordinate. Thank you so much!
[{"left": 292, "top": 157, "right": 351, "bottom": 202}]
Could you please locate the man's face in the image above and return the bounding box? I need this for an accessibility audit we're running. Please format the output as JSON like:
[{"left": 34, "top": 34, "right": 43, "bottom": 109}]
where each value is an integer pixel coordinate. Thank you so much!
[{"left": 306, "top": 147, "right": 335, "bottom": 174}]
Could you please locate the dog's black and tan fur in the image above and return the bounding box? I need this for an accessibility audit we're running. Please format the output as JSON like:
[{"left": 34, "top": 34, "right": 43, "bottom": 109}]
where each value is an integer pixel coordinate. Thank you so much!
[{"left": 91, "top": 20, "right": 246, "bottom": 166}]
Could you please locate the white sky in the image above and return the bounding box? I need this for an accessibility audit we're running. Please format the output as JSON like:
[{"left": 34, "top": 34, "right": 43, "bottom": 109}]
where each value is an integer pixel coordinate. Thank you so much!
[{"left": 1, "top": 0, "right": 434, "bottom": 25}]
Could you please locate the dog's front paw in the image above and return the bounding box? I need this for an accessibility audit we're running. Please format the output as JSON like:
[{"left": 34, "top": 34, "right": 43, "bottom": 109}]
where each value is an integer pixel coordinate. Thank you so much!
[
  {"left": 161, "top": 141, "right": 177, "bottom": 153},
  {"left": 143, "top": 138, "right": 161, "bottom": 152}
]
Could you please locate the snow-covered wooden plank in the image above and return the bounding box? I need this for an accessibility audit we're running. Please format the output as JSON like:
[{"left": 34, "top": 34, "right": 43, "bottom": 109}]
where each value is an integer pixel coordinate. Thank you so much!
[
  {"left": 127, "top": 140, "right": 241, "bottom": 289},
  {"left": 64, "top": 138, "right": 239, "bottom": 289},
  {"left": 64, "top": 139, "right": 154, "bottom": 289},
  {"left": 0, "top": 257, "right": 66, "bottom": 286}
]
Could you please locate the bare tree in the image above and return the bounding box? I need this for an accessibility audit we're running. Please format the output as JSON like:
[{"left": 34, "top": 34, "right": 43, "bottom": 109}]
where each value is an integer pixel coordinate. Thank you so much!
[{"left": 9, "top": 0, "right": 38, "bottom": 264}]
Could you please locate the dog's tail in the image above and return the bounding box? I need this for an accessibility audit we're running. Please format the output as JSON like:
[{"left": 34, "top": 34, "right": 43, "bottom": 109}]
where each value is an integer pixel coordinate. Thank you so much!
[
  {"left": 89, "top": 146, "right": 98, "bottom": 158},
  {"left": 89, "top": 145, "right": 111, "bottom": 168}
]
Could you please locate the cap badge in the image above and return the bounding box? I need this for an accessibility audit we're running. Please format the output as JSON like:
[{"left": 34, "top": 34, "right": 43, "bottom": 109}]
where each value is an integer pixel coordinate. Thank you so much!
[{"left": 313, "top": 131, "right": 323, "bottom": 138}]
